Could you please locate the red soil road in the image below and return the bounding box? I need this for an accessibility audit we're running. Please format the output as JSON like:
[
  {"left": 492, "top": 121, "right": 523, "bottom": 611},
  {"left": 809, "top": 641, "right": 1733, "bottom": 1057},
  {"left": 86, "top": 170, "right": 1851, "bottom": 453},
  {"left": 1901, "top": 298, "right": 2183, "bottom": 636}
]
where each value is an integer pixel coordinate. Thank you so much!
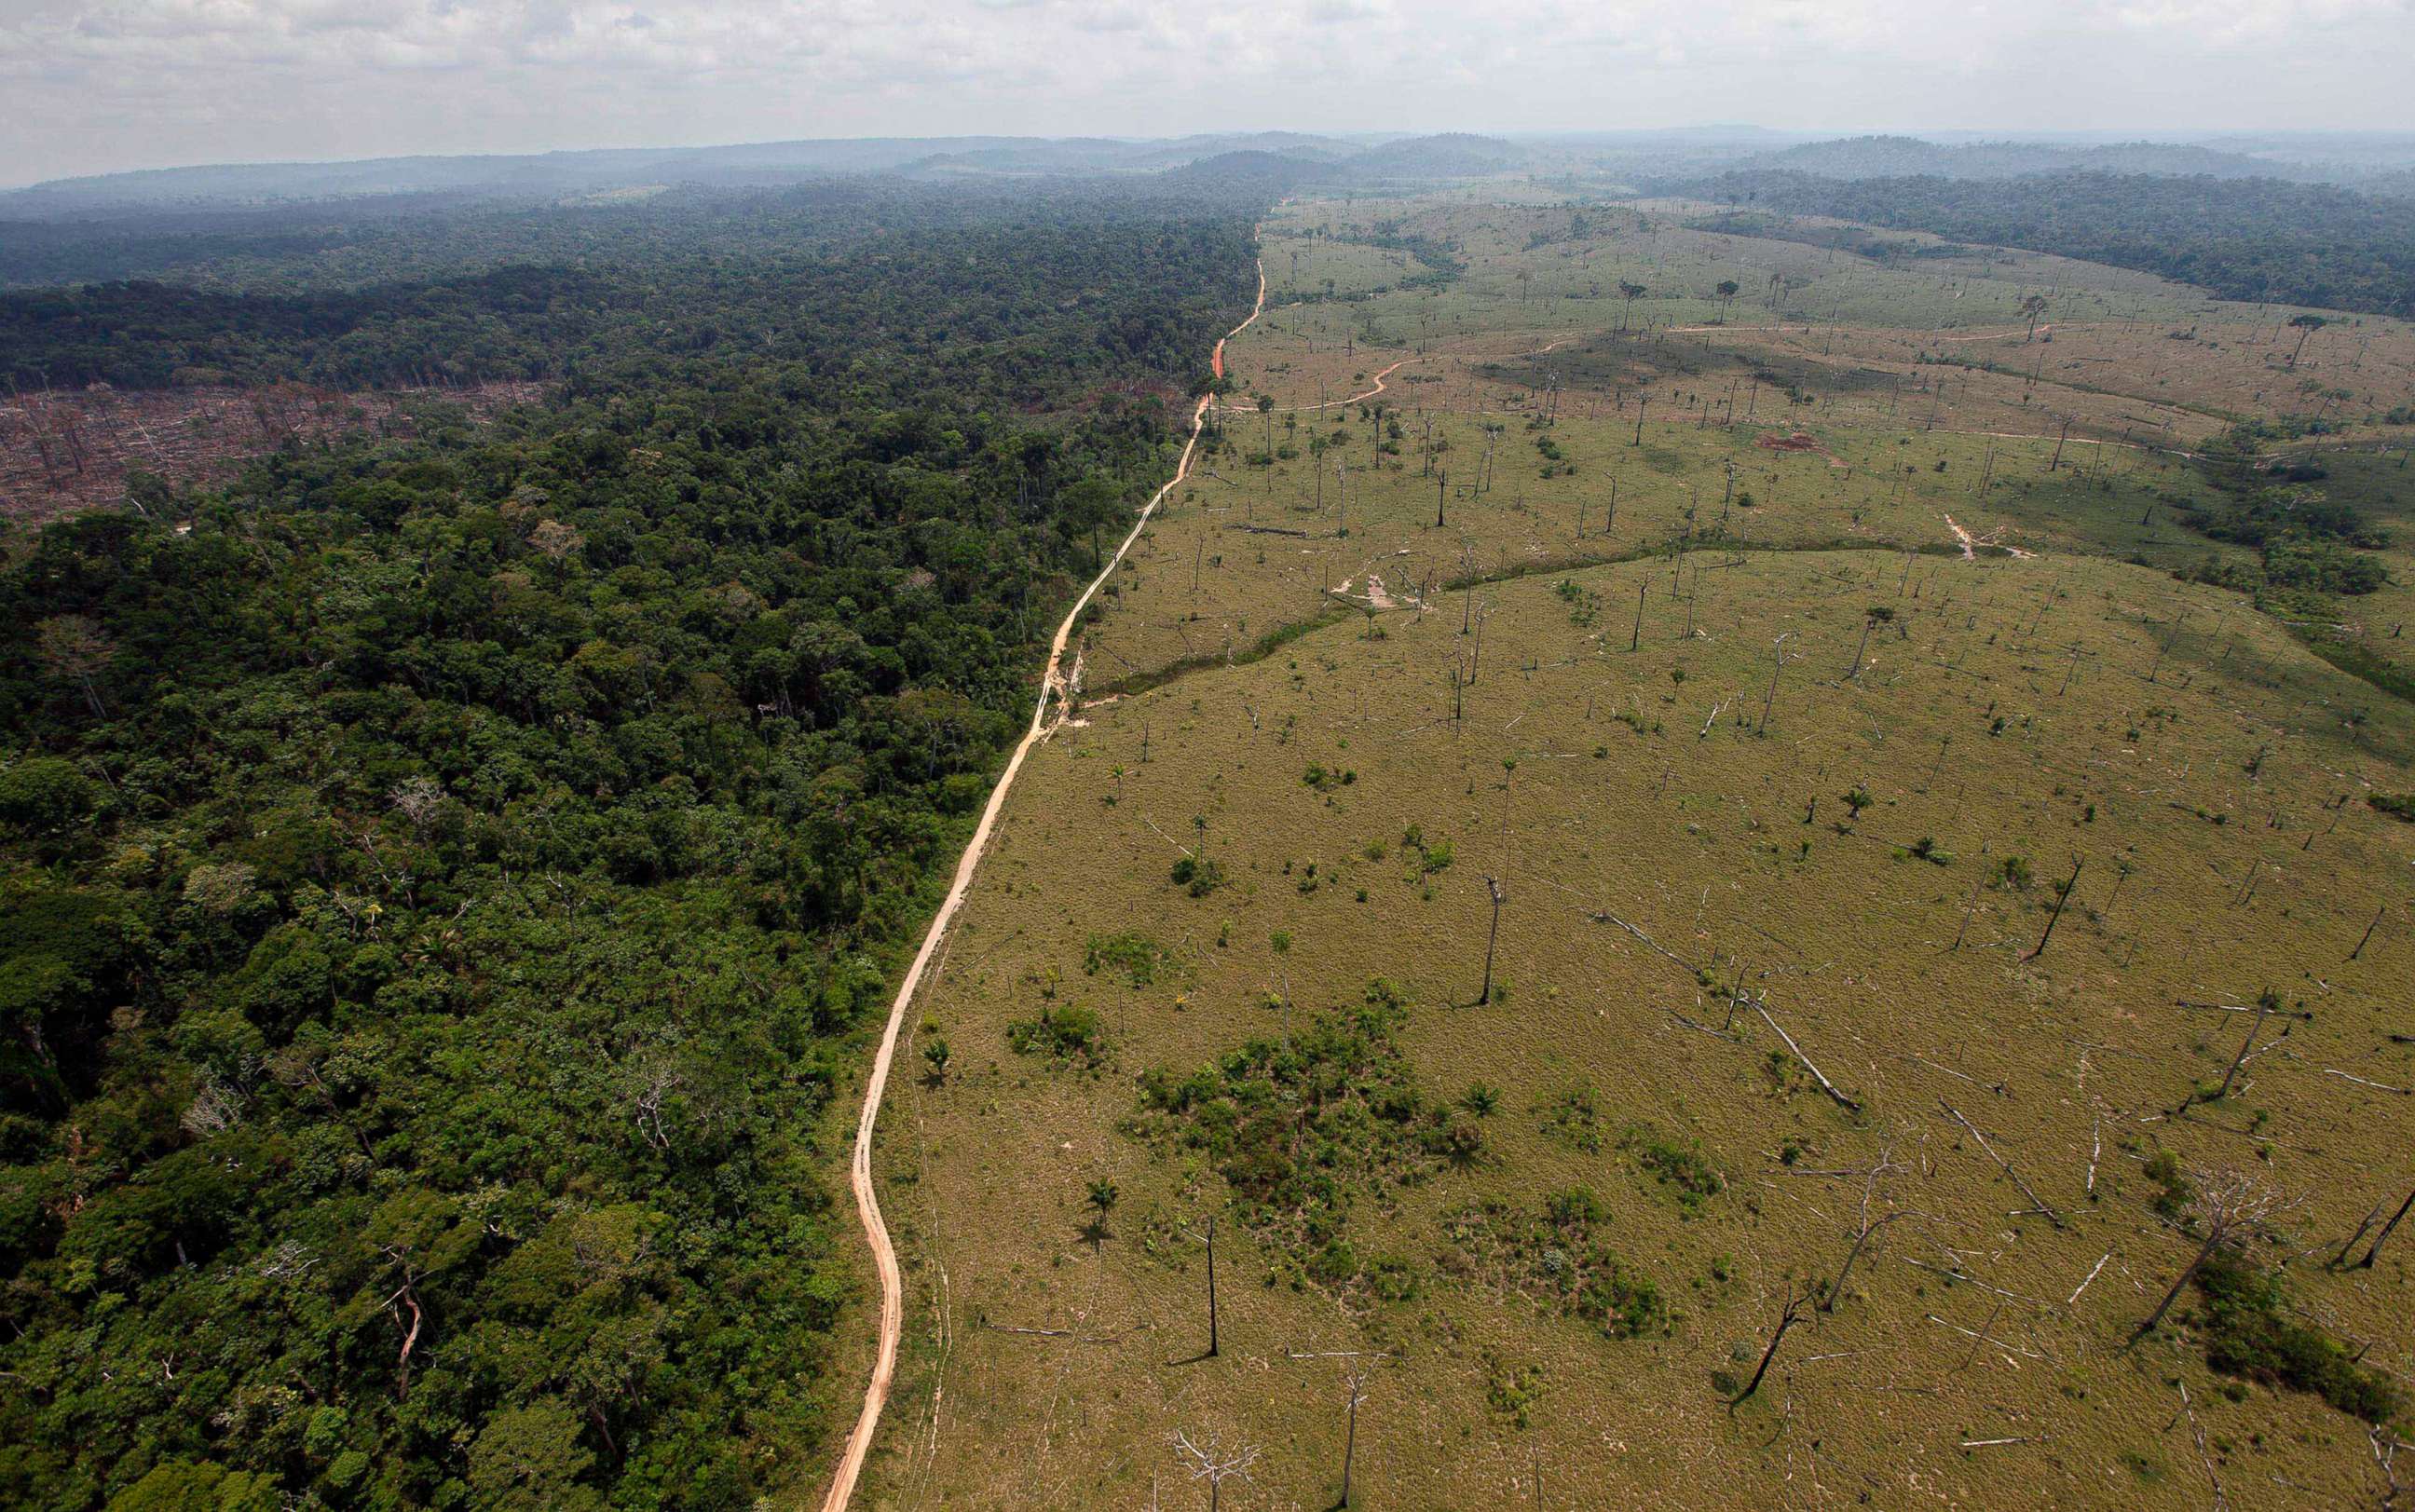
[{"left": 813, "top": 251, "right": 1270, "bottom": 1512}]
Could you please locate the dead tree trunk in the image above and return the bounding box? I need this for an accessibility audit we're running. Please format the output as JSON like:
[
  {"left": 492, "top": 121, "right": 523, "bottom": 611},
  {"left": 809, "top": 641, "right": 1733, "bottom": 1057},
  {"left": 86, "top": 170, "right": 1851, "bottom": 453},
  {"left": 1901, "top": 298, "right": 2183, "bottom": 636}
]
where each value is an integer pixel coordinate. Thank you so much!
[
  {"left": 1759, "top": 634, "right": 1791, "bottom": 734},
  {"left": 2351, "top": 905, "right": 2384, "bottom": 961},
  {"left": 2134, "top": 1229, "right": 2221, "bottom": 1342},
  {"left": 1940, "top": 1098, "right": 2063, "bottom": 1226},
  {"left": 1205, "top": 1216, "right": 1221, "bottom": 1357},
  {"left": 1478, "top": 876, "right": 1506, "bottom": 1005},
  {"left": 1823, "top": 1141, "right": 1905, "bottom": 1311},
  {"left": 2022, "top": 856, "right": 2083, "bottom": 960},
  {"left": 1953, "top": 871, "right": 1984, "bottom": 950},
  {"left": 1338, "top": 1364, "right": 1370, "bottom": 1507},
  {"left": 2357, "top": 1187, "right": 2414, "bottom": 1270},
  {"left": 1729, "top": 1282, "right": 1813, "bottom": 1408}
]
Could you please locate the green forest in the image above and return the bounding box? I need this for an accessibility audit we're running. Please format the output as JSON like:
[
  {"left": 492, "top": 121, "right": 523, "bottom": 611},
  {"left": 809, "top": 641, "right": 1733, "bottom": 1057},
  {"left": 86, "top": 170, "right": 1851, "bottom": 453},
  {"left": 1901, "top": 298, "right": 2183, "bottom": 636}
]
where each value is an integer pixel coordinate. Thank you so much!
[
  {"left": 0, "top": 180, "right": 1254, "bottom": 393},
  {"left": 1672, "top": 169, "right": 2415, "bottom": 316},
  {"left": 0, "top": 181, "right": 1257, "bottom": 1510}
]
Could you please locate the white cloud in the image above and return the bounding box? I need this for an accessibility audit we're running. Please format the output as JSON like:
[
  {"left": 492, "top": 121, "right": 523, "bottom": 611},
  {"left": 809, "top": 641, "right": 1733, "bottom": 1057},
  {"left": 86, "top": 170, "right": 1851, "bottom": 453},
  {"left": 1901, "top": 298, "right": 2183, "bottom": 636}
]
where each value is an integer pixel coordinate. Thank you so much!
[{"left": 1, "top": 0, "right": 2408, "bottom": 184}]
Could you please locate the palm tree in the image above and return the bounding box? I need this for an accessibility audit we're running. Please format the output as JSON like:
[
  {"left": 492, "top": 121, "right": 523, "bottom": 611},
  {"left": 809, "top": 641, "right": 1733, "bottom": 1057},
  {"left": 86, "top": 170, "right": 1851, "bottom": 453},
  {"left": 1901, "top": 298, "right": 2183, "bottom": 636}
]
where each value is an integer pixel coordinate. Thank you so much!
[
  {"left": 1714, "top": 279, "right": 1740, "bottom": 324},
  {"left": 1618, "top": 280, "right": 1646, "bottom": 332},
  {"left": 2286, "top": 313, "right": 2327, "bottom": 368},
  {"left": 1083, "top": 1178, "right": 1119, "bottom": 1249},
  {"left": 1847, "top": 605, "right": 1894, "bottom": 680}
]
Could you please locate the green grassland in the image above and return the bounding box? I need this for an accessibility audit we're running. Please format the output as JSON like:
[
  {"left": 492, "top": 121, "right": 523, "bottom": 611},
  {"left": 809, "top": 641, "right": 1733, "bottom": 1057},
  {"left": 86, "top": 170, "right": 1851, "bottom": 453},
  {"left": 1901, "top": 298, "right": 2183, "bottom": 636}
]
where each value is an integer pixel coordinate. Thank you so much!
[
  {"left": 1252, "top": 197, "right": 2415, "bottom": 445},
  {"left": 851, "top": 187, "right": 2415, "bottom": 1509},
  {"left": 880, "top": 549, "right": 2411, "bottom": 1508}
]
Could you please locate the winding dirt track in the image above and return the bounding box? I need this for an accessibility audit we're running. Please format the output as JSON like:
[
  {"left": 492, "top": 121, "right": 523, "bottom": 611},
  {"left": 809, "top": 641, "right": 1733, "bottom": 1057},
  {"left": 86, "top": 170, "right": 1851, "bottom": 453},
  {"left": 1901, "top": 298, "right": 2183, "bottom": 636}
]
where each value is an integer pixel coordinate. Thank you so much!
[
  {"left": 814, "top": 250, "right": 1267, "bottom": 1512},
  {"left": 1226, "top": 330, "right": 1576, "bottom": 417}
]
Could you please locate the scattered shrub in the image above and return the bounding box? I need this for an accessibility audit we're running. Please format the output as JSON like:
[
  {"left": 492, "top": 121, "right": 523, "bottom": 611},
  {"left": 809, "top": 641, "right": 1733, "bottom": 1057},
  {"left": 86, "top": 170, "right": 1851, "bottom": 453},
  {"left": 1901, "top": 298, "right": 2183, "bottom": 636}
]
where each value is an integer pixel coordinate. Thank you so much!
[
  {"left": 2196, "top": 1251, "right": 2403, "bottom": 1423},
  {"left": 1083, "top": 931, "right": 1167, "bottom": 988},
  {"left": 1006, "top": 1004, "right": 1106, "bottom": 1067},
  {"left": 1168, "top": 855, "right": 1228, "bottom": 897},
  {"left": 1623, "top": 1126, "right": 1724, "bottom": 1216}
]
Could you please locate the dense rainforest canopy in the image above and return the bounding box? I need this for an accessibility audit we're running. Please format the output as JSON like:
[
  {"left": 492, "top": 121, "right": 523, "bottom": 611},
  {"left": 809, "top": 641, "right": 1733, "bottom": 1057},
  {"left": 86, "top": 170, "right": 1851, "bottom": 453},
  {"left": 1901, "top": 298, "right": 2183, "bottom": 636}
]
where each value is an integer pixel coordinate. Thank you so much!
[
  {"left": 0, "top": 178, "right": 1259, "bottom": 1510},
  {"left": 1670, "top": 170, "right": 2415, "bottom": 317},
  {"left": 0, "top": 176, "right": 1260, "bottom": 393}
]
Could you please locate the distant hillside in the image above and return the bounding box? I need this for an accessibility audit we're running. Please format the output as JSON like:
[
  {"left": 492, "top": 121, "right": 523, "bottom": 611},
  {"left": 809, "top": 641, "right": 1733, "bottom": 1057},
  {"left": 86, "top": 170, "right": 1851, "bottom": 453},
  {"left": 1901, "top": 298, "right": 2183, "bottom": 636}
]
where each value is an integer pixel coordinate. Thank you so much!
[
  {"left": 904, "top": 133, "right": 1370, "bottom": 179},
  {"left": 0, "top": 139, "right": 1012, "bottom": 214},
  {"left": 1, "top": 133, "right": 1388, "bottom": 219},
  {"left": 1158, "top": 151, "right": 1338, "bottom": 198},
  {"left": 2361, "top": 167, "right": 2415, "bottom": 201},
  {"left": 1669, "top": 168, "right": 2415, "bottom": 316},
  {"left": 1343, "top": 133, "right": 1528, "bottom": 180},
  {"left": 1750, "top": 135, "right": 2321, "bottom": 184},
  {"left": 1126, "top": 132, "right": 1371, "bottom": 170}
]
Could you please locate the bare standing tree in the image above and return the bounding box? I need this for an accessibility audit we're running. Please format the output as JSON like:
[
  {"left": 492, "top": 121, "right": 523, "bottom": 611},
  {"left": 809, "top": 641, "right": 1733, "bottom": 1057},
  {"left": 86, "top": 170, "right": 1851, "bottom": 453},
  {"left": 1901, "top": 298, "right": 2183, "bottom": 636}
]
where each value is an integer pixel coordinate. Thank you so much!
[
  {"left": 2349, "top": 904, "right": 2385, "bottom": 961},
  {"left": 1200, "top": 1215, "right": 1221, "bottom": 1357},
  {"left": 1729, "top": 1278, "right": 1817, "bottom": 1408},
  {"left": 2130, "top": 1166, "right": 2299, "bottom": 1345},
  {"left": 35, "top": 614, "right": 113, "bottom": 718},
  {"left": 2353, "top": 1185, "right": 2414, "bottom": 1270},
  {"left": 389, "top": 776, "right": 447, "bottom": 839},
  {"left": 2373, "top": 1423, "right": 2408, "bottom": 1512},
  {"left": 2021, "top": 854, "right": 2084, "bottom": 961},
  {"left": 1257, "top": 394, "right": 1275, "bottom": 497},
  {"left": 1477, "top": 875, "right": 1506, "bottom": 1005},
  {"left": 1337, "top": 1361, "right": 1372, "bottom": 1507},
  {"left": 1847, "top": 604, "right": 1894, "bottom": 681},
  {"left": 1171, "top": 1428, "right": 1260, "bottom": 1512},
  {"left": 1822, "top": 1137, "right": 1913, "bottom": 1310},
  {"left": 2173, "top": 988, "right": 2294, "bottom": 1110},
  {"left": 1758, "top": 633, "right": 1795, "bottom": 735}
]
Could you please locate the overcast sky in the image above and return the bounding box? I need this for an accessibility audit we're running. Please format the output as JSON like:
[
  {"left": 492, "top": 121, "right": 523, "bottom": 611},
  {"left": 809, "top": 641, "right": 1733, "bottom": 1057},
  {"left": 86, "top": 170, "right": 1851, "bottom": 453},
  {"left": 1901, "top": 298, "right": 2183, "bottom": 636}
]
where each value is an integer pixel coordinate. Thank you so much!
[{"left": 4, "top": 0, "right": 2412, "bottom": 185}]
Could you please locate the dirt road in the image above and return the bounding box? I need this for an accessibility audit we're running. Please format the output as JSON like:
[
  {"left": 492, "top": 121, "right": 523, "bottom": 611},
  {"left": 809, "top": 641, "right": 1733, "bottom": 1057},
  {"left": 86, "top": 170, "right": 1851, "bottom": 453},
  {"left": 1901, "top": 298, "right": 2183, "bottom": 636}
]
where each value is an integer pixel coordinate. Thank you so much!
[{"left": 814, "top": 252, "right": 1267, "bottom": 1512}]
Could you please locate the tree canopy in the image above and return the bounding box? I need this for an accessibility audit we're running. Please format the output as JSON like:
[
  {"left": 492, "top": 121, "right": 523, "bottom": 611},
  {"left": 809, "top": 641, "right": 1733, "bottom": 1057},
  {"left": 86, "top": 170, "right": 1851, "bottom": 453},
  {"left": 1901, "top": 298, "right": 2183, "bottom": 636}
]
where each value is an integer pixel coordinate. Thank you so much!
[
  {"left": 0, "top": 176, "right": 1262, "bottom": 1510},
  {"left": 1671, "top": 170, "right": 2415, "bottom": 316}
]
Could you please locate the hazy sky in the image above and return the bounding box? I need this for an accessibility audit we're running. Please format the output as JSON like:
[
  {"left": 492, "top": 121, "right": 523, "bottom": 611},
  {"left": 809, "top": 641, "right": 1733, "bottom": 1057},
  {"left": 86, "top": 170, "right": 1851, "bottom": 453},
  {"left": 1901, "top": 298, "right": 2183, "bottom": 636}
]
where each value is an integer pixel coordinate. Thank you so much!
[{"left": 4, "top": 0, "right": 2412, "bottom": 184}]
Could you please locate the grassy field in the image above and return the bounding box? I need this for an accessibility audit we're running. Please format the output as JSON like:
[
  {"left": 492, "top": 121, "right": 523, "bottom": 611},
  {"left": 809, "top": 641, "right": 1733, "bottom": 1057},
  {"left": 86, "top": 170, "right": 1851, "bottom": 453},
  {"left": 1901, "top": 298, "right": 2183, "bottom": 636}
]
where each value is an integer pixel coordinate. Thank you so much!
[{"left": 841, "top": 186, "right": 2415, "bottom": 1510}]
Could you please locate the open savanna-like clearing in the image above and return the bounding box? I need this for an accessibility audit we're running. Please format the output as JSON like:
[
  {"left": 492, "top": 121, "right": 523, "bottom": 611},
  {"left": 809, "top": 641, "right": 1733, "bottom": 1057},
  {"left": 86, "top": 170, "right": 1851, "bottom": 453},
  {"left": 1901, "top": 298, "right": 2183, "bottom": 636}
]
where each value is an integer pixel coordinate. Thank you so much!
[
  {"left": 848, "top": 184, "right": 2415, "bottom": 1509},
  {"left": 13, "top": 29, "right": 2415, "bottom": 1496}
]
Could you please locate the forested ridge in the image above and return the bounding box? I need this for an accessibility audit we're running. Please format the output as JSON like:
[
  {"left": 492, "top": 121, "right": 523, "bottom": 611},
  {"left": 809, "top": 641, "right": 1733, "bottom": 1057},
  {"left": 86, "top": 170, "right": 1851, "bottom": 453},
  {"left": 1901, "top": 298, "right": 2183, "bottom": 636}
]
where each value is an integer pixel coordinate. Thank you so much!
[
  {"left": 1671, "top": 169, "right": 2415, "bottom": 316},
  {"left": 0, "top": 182, "right": 1257, "bottom": 1509},
  {"left": 0, "top": 179, "right": 1256, "bottom": 393}
]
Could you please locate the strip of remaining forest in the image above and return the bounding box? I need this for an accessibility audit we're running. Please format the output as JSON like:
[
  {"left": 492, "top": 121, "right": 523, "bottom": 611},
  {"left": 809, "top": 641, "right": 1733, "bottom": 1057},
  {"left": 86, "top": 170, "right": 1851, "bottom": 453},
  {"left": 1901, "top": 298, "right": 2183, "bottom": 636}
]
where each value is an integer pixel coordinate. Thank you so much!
[
  {"left": 1666, "top": 169, "right": 2415, "bottom": 317},
  {"left": 0, "top": 177, "right": 1261, "bottom": 1510}
]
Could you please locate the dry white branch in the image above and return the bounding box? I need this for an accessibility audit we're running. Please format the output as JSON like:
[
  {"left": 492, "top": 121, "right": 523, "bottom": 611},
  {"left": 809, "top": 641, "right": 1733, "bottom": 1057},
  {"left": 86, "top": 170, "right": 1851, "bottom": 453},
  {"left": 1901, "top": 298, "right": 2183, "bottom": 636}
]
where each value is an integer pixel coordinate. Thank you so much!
[
  {"left": 1939, "top": 1098, "right": 2064, "bottom": 1227},
  {"left": 2069, "top": 1251, "right": 2112, "bottom": 1306}
]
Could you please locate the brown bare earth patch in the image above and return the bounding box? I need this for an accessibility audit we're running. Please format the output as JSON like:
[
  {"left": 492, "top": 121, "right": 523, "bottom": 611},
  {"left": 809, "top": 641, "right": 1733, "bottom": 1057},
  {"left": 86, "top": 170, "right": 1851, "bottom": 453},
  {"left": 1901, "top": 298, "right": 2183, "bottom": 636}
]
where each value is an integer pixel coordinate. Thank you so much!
[{"left": 0, "top": 379, "right": 544, "bottom": 524}]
